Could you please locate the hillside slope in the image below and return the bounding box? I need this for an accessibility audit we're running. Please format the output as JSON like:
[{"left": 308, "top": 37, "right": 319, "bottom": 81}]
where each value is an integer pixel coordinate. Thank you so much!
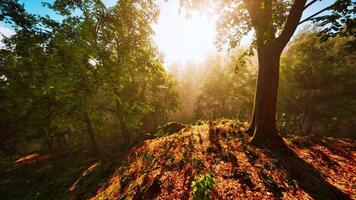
[
  {"left": 1, "top": 120, "right": 354, "bottom": 199},
  {"left": 92, "top": 120, "right": 355, "bottom": 200}
]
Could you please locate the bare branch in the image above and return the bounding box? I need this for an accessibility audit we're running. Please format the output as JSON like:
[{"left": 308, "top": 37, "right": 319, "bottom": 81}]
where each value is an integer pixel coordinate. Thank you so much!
[
  {"left": 299, "top": 1, "right": 340, "bottom": 25},
  {"left": 304, "top": 0, "right": 319, "bottom": 10}
]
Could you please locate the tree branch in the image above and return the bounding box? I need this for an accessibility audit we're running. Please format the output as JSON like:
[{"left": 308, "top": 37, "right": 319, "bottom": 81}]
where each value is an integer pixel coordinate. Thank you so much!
[
  {"left": 276, "top": 0, "right": 307, "bottom": 52},
  {"left": 242, "top": 0, "right": 262, "bottom": 28},
  {"left": 299, "top": 16, "right": 321, "bottom": 25},
  {"left": 304, "top": 0, "right": 319, "bottom": 10},
  {"left": 243, "top": 0, "right": 274, "bottom": 44},
  {"left": 299, "top": 1, "right": 339, "bottom": 25}
]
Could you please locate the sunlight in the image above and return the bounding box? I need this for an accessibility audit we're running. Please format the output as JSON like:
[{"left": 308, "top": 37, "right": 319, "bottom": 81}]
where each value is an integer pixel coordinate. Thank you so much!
[
  {"left": 2, "top": 0, "right": 355, "bottom": 199},
  {"left": 153, "top": 0, "right": 217, "bottom": 65}
]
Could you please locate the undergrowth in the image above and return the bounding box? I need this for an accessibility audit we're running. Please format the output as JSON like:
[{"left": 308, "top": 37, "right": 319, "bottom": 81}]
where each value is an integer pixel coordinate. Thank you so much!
[{"left": 191, "top": 173, "right": 217, "bottom": 200}]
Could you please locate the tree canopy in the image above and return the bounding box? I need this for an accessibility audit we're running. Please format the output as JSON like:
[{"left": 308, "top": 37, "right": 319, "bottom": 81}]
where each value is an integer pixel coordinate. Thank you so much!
[
  {"left": 278, "top": 29, "right": 356, "bottom": 137},
  {"left": 0, "top": 0, "right": 179, "bottom": 154}
]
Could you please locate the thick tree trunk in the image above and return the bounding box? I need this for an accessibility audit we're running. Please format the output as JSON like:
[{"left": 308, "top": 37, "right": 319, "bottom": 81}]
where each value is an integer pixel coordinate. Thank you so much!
[
  {"left": 249, "top": 44, "right": 285, "bottom": 148},
  {"left": 243, "top": 0, "right": 307, "bottom": 148},
  {"left": 241, "top": 0, "right": 349, "bottom": 198},
  {"left": 115, "top": 99, "right": 130, "bottom": 142},
  {"left": 83, "top": 112, "right": 99, "bottom": 154}
]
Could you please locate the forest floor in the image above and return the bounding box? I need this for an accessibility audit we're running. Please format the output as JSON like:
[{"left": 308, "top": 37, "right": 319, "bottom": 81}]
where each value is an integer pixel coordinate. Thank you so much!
[
  {"left": 1, "top": 120, "right": 355, "bottom": 200},
  {"left": 0, "top": 149, "right": 121, "bottom": 199}
]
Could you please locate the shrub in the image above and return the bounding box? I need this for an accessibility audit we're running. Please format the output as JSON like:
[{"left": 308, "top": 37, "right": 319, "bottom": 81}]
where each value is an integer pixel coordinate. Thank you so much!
[{"left": 191, "top": 173, "right": 217, "bottom": 200}]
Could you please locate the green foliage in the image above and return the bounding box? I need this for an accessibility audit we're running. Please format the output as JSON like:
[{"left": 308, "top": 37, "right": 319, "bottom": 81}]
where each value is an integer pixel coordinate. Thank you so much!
[
  {"left": 191, "top": 173, "right": 217, "bottom": 200},
  {"left": 182, "top": 0, "right": 353, "bottom": 50},
  {"left": 278, "top": 30, "right": 356, "bottom": 137},
  {"left": 312, "top": 0, "right": 355, "bottom": 41},
  {"left": 0, "top": 0, "right": 179, "bottom": 155},
  {"left": 194, "top": 52, "right": 256, "bottom": 121}
]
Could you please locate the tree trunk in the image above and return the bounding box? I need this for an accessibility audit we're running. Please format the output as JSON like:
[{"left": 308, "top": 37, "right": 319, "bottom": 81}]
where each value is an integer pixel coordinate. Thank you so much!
[
  {"left": 44, "top": 132, "right": 54, "bottom": 152},
  {"left": 83, "top": 112, "right": 99, "bottom": 154},
  {"left": 115, "top": 98, "right": 130, "bottom": 142},
  {"left": 249, "top": 44, "right": 285, "bottom": 148},
  {"left": 306, "top": 118, "right": 315, "bottom": 134},
  {"left": 55, "top": 134, "right": 67, "bottom": 150},
  {"left": 243, "top": 0, "right": 307, "bottom": 148},
  {"left": 298, "top": 114, "right": 306, "bottom": 134},
  {"left": 246, "top": 66, "right": 262, "bottom": 135}
]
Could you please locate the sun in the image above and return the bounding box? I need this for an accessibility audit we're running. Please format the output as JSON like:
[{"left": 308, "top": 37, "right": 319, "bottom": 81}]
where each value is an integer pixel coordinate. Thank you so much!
[{"left": 153, "top": 0, "right": 217, "bottom": 65}]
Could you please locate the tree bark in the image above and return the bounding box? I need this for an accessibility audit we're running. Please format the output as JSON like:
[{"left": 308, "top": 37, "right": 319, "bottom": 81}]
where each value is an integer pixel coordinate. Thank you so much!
[
  {"left": 249, "top": 44, "right": 285, "bottom": 147},
  {"left": 244, "top": 0, "right": 307, "bottom": 147},
  {"left": 83, "top": 112, "right": 99, "bottom": 154},
  {"left": 246, "top": 66, "right": 262, "bottom": 135}
]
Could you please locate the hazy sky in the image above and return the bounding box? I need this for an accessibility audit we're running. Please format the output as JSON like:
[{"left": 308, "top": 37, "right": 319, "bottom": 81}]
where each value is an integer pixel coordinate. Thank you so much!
[
  {"left": 153, "top": 0, "right": 218, "bottom": 64},
  {"left": 0, "top": 0, "right": 336, "bottom": 64}
]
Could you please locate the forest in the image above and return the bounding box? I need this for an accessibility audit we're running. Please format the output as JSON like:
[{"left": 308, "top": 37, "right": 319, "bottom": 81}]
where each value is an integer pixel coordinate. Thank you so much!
[{"left": 0, "top": 0, "right": 355, "bottom": 199}]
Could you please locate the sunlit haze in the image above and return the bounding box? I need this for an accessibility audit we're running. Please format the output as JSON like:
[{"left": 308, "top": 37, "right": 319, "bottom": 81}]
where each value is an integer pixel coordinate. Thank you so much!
[
  {"left": 0, "top": 0, "right": 337, "bottom": 64},
  {"left": 153, "top": 0, "right": 217, "bottom": 65}
]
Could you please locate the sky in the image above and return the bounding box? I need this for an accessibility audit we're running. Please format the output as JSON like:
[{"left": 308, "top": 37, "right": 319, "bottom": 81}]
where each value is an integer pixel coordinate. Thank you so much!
[{"left": 0, "top": 0, "right": 336, "bottom": 64}]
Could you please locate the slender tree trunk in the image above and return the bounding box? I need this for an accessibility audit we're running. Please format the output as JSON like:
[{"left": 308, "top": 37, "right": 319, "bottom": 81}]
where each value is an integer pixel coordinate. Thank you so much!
[
  {"left": 44, "top": 132, "right": 54, "bottom": 152},
  {"left": 115, "top": 99, "right": 130, "bottom": 142},
  {"left": 55, "top": 134, "right": 66, "bottom": 150},
  {"left": 154, "top": 112, "right": 158, "bottom": 128},
  {"left": 306, "top": 118, "right": 315, "bottom": 134},
  {"left": 246, "top": 67, "right": 262, "bottom": 135},
  {"left": 44, "top": 120, "right": 54, "bottom": 152},
  {"left": 139, "top": 81, "right": 147, "bottom": 100},
  {"left": 83, "top": 112, "right": 99, "bottom": 154},
  {"left": 299, "top": 90, "right": 312, "bottom": 133},
  {"left": 249, "top": 44, "right": 285, "bottom": 147},
  {"left": 298, "top": 114, "right": 307, "bottom": 134}
]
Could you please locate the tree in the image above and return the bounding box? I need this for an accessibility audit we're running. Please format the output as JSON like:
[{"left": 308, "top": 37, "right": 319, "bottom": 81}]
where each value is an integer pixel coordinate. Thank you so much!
[
  {"left": 278, "top": 29, "right": 356, "bottom": 137},
  {"left": 169, "top": 61, "right": 204, "bottom": 123},
  {"left": 0, "top": 0, "right": 179, "bottom": 154},
  {"left": 1, "top": 1, "right": 66, "bottom": 152},
  {"left": 182, "top": 0, "right": 355, "bottom": 147},
  {"left": 180, "top": 2, "right": 353, "bottom": 197}
]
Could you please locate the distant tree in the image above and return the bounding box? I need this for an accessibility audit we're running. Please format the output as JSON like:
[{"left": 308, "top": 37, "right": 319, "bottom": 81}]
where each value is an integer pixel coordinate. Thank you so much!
[
  {"left": 169, "top": 61, "right": 204, "bottom": 123},
  {"left": 194, "top": 53, "right": 256, "bottom": 121}
]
